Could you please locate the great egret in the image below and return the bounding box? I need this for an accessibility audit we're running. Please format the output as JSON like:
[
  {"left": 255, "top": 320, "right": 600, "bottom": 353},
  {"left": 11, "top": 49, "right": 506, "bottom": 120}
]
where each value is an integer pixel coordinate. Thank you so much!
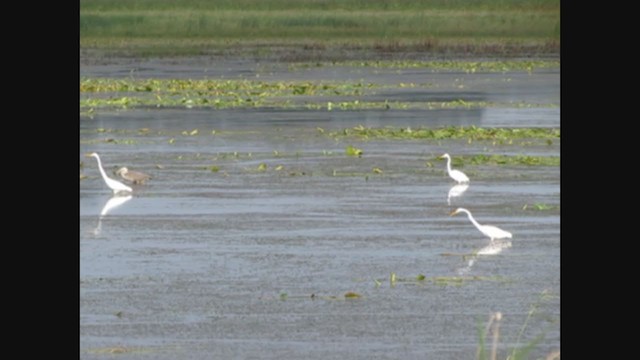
[
  {"left": 86, "top": 153, "right": 132, "bottom": 194},
  {"left": 439, "top": 153, "right": 470, "bottom": 184},
  {"left": 450, "top": 207, "right": 512, "bottom": 241},
  {"left": 115, "top": 167, "right": 151, "bottom": 184}
]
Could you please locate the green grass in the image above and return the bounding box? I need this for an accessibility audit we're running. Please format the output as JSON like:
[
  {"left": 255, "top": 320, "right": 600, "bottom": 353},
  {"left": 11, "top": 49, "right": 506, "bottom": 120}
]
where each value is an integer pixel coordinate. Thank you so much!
[
  {"left": 81, "top": 0, "right": 559, "bottom": 12},
  {"left": 80, "top": 0, "right": 559, "bottom": 58}
]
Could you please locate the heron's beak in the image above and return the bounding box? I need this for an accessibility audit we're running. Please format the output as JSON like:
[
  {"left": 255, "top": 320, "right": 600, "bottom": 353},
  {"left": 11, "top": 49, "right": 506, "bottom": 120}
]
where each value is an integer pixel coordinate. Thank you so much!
[
  {"left": 84, "top": 153, "right": 93, "bottom": 157},
  {"left": 449, "top": 210, "right": 458, "bottom": 216}
]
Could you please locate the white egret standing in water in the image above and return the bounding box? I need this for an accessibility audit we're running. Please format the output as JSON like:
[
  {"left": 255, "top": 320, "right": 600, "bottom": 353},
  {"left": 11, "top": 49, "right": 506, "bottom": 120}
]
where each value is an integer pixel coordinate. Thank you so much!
[
  {"left": 450, "top": 208, "right": 512, "bottom": 242},
  {"left": 87, "top": 153, "right": 132, "bottom": 194},
  {"left": 439, "top": 153, "right": 470, "bottom": 184}
]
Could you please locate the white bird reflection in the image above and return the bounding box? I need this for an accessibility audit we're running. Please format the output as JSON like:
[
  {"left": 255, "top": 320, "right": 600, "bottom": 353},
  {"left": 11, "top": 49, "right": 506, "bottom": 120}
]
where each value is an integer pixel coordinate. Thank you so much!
[
  {"left": 93, "top": 194, "right": 132, "bottom": 235},
  {"left": 457, "top": 239, "right": 512, "bottom": 275},
  {"left": 447, "top": 183, "right": 469, "bottom": 205}
]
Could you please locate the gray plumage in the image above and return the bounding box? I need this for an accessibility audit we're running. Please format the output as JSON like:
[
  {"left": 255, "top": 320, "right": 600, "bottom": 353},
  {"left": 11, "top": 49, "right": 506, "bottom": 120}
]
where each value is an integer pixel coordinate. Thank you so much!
[{"left": 115, "top": 167, "right": 151, "bottom": 184}]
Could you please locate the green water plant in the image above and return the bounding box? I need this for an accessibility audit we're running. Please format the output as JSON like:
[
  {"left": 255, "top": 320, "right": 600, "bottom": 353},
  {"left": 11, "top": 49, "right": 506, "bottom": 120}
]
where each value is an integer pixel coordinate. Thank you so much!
[
  {"left": 298, "top": 60, "right": 560, "bottom": 73},
  {"left": 522, "top": 203, "right": 556, "bottom": 211},
  {"left": 80, "top": 78, "right": 557, "bottom": 112},
  {"left": 331, "top": 125, "right": 559, "bottom": 141},
  {"left": 345, "top": 145, "right": 363, "bottom": 157},
  {"left": 276, "top": 291, "right": 362, "bottom": 301},
  {"left": 376, "top": 274, "right": 505, "bottom": 288},
  {"left": 467, "top": 154, "right": 560, "bottom": 166},
  {"left": 344, "top": 292, "right": 362, "bottom": 299}
]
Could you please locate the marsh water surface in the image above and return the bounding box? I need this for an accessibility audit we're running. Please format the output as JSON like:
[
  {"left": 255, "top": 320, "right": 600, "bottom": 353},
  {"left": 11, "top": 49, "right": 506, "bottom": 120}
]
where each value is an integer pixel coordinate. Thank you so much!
[{"left": 80, "top": 60, "right": 559, "bottom": 359}]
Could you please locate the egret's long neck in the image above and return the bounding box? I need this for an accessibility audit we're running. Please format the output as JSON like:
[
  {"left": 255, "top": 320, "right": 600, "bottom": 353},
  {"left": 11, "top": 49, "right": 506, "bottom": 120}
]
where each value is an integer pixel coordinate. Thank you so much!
[
  {"left": 464, "top": 210, "right": 482, "bottom": 229},
  {"left": 94, "top": 156, "right": 109, "bottom": 182},
  {"left": 446, "top": 157, "right": 452, "bottom": 174}
]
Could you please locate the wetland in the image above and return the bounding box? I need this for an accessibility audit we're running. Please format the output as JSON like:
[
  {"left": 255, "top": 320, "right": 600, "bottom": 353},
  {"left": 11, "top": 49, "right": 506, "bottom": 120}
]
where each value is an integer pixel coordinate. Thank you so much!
[{"left": 80, "top": 57, "right": 559, "bottom": 359}]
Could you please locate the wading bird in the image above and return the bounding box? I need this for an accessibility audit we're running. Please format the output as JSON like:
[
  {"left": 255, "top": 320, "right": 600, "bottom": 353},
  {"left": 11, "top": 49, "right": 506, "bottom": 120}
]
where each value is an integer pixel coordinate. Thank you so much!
[
  {"left": 115, "top": 167, "right": 151, "bottom": 184},
  {"left": 439, "top": 153, "right": 470, "bottom": 184},
  {"left": 449, "top": 207, "right": 512, "bottom": 242},
  {"left": 86, "top": 153, "right": 132, "bottom": 194}
]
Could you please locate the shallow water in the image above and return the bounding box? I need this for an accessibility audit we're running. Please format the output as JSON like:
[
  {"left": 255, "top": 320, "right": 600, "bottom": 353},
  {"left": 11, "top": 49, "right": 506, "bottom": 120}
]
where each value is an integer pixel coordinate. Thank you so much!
[{"left": 80, "top": 63, "right": 559, "bottom": 359}]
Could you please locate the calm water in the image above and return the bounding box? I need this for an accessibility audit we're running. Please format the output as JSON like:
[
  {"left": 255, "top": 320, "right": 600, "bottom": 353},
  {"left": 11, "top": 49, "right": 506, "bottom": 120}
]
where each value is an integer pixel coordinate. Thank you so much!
[{"left": 80, "top": 62, "right": 559, "bottom": 359}]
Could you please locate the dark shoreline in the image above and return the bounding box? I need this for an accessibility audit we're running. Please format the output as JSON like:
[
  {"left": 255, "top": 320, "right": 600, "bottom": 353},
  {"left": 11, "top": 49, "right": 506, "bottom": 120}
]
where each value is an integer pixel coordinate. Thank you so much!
[{"left": 80, "top": 42, "right": 560, "bottom": 66}]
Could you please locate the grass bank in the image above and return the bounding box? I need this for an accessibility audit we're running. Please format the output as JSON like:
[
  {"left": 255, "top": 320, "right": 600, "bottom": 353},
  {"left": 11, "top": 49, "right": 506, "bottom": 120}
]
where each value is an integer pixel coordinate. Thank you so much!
[{"left": 80, "top": 0, "right": 559, "bottom": 59}]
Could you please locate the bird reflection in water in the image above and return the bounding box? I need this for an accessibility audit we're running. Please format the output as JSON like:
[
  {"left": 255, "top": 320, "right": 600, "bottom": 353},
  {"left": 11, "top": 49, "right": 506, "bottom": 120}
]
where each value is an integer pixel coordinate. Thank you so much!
[
  {"left": 457, "top": 239, "right": 512, "bottom": 275},
  {"left": 93, "top": 194, "right": 132, "bottom": 235},
  {"left": 447, "top": 183, "right": 469, "bottom": 205}
]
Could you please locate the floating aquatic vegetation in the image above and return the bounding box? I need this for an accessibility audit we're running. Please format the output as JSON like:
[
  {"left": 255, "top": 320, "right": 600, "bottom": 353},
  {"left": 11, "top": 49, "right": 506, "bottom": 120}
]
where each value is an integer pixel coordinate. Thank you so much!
[
  {"left": 522, "top": 203, "right": 557, "bottom": 211},
  {"left": 375, "top": 274, "right": 506, "bottom": 287},
  {"left": 181, "top": 129, "right": 199, "bottom": 136},
  {"left": 467, "top": 154, "right": 560, "bottom": 166},
  {"left": 292, "top": 60, "right": 560, "bottom": 73},
  {"left": 80, "top": 77, "right": 556, "bottom": 112},
  {"left": 345, "top": 145, "right": 363, "bottom": 157},
  {"left": 330, "top": 125, "right": 559, "bottom": 141},
  {"left": 275, "top": 291, "right": 362, "bottom": 301},
  {"left": 344, "top": 292, "right": 362, "bottom": 299}
]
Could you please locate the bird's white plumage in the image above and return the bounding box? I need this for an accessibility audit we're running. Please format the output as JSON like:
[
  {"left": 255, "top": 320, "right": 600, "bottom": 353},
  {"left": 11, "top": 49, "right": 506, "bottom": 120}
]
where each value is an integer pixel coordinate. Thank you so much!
[
  {"left": 87, "top": 153, "right": 132, "bottom": 194},
  {"left": 450, "top": 207, "right": 512, "bottom": 241},
  {"left": 440, "top": 153, "right": 470, "bottom": 184}
]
